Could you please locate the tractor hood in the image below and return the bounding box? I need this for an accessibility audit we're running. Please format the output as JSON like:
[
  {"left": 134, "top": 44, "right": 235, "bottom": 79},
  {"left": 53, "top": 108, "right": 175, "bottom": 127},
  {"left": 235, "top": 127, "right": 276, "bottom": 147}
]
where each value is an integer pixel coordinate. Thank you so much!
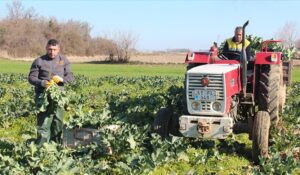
[
  {"left": 187, "top": 64, "right": 240, "bottom": 74},
  {"left": 186, "top": 63, "right": 241, "bottom": 116}
]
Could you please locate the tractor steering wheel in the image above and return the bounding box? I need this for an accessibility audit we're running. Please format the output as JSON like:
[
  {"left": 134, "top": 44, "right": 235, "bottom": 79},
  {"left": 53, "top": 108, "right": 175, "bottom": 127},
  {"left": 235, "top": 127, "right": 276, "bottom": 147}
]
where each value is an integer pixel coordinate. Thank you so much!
[{"left": 219, "top": 51, "right": 241, "bottom": 60}]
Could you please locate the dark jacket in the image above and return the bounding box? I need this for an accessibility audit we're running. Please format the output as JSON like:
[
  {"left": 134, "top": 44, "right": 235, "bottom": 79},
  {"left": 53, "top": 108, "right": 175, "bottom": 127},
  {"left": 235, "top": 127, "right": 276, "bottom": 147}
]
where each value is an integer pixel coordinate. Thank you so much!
[
  {"left": 223, "top": 37, "right": 251, "bottom": 60},
  {"left": 28, "top": 54, "right": 74, "bottom": 96}
]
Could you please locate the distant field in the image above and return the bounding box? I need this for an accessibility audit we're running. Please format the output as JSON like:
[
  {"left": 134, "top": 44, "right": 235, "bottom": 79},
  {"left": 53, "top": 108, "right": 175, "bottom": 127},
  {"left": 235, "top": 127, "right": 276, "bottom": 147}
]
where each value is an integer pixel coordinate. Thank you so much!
[
  {"left": 7, "top": 52, "right": 187, "bottom": 64},
  {"left": 0, "top": 58, "right": 299, "bottom": 81},
  {"left": 72, "top": 63, "right": 185, "bottom": 78},
  {"left": 0, "top": 59, "right": 186, "bottom": 78},
  {"left": 293, "top": 67, "right": 300, "bottom": 82}
]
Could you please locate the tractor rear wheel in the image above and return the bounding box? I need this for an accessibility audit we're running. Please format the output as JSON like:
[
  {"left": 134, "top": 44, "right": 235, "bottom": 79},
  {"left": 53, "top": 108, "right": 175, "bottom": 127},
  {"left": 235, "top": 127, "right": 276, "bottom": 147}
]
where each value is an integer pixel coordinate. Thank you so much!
[
  {"left": 153, "top": 108, "right": 172, "bottom": 139},
  {"left": 252, "top": 111, "right": 270, "bottom": 164},
  {"left": 257, "top": 64, "right": 280, "bottom": 124},
  {"left": 279, "top": 63, "right": 286, "bottom": 113}
]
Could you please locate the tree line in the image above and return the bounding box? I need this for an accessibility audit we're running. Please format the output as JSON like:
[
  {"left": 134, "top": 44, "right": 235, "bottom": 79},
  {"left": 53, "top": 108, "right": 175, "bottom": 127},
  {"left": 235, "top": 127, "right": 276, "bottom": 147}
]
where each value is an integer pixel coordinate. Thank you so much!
[
  {"left": 0, "top": 1, "right": 299, "bottom": 61},
  {"left": 0, "top": 1, "right": 137, "bottom": 62}
]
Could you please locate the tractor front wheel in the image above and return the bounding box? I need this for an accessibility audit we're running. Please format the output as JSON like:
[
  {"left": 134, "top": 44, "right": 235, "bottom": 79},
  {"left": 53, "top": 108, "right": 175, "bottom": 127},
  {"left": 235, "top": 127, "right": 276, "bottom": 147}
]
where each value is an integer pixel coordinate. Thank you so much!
[
  {"left": 153, "top": 108, "right": 172, "bottom": 139},
  {"left": 252, "top": 111, "right": 270, "bottom": 164}
]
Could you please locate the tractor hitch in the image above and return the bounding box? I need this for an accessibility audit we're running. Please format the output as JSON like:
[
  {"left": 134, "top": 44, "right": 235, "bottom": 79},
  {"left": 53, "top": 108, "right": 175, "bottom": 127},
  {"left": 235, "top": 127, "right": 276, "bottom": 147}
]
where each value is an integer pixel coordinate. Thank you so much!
[{"left": 197, "top": 121, "right": 211, "bottom": 134}]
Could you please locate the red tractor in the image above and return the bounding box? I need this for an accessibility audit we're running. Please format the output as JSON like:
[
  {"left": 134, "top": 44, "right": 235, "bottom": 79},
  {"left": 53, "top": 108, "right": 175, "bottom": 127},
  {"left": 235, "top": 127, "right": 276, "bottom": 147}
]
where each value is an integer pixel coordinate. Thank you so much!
[{"left": 153, "top": 21, "right": 292, "bottom": 164}]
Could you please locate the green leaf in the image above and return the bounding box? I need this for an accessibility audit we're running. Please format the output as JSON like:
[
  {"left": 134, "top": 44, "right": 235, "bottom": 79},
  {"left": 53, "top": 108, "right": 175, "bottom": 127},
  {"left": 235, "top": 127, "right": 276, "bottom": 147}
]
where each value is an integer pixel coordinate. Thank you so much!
[
  {"left": 177, "top": 152, "right": 189, "bottom": 162},
  {"left": 29, "top": 142, "right": 37, "bottom": 157},
  {"left": 127, "top": 133, "right": 136, "bottom": 150}
]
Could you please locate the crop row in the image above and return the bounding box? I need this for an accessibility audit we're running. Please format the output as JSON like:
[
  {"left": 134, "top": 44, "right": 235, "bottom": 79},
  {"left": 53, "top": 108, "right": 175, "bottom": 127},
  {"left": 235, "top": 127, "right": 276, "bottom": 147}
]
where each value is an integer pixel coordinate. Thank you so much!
[{"left": 0, "top": 73, "right": 299, "bottom": 174}]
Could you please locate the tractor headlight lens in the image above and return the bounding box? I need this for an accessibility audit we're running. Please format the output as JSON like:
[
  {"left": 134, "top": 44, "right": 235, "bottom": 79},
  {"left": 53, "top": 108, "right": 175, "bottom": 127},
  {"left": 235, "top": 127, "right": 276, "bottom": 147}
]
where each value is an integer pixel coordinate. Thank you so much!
[
  {"left": 271, "top": 53, "right": 278, "bottom": 62},
  {"left": 192, "top": 101, "right": 200, "bottom": 110},
  {"left": 212, "top": 102, "right": 222, "bottom": 111}
]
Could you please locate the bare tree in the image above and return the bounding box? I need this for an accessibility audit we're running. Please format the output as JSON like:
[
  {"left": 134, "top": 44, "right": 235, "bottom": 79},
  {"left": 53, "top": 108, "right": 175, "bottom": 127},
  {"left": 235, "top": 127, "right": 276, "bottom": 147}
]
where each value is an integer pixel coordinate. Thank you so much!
[
  {"left": 6, "top": 0, "right": 23, "bottom": 20},
  {"left": 6, "top": 0, "right": 37, "bottom": 20},
  {"left": 1, "top": 0, "right": 137, "bottom": 59},
  {"left": 276, "top": 22, "right": 299, "bottom": 48},
  {"left": 112, "top": 31, "right": 138, "bottom": 62},
  {"left": 43, "top": 18, "right": 61, "bottom": 40}
]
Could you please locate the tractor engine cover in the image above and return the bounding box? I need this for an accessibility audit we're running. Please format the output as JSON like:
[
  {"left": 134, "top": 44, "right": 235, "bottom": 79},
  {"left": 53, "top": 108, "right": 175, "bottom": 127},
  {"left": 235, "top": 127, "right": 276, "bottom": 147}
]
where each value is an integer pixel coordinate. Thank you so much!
[{"left": 180, "top": 63, "right": 241, "bottom": 139}]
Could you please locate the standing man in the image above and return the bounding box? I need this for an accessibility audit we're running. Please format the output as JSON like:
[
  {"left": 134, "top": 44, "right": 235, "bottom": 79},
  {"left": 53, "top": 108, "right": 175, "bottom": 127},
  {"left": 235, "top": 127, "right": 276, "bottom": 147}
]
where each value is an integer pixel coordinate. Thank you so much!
[
  {"left": 28, "top": 39, "right": 74, "bottom": 145},
  {"left": 222, "top": 26, "right": 251, "bottom": 60}
]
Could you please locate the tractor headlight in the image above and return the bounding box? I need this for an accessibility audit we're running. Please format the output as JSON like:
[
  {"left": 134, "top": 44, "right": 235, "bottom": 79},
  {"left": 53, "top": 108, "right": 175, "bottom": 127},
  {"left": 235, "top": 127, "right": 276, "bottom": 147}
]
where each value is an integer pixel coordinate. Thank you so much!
[
  {"left": 212, "top": 102, "right": 222, "bottom": 111},
  {"left": 192, "top": 101, "right": 200, "bottom": 110}
]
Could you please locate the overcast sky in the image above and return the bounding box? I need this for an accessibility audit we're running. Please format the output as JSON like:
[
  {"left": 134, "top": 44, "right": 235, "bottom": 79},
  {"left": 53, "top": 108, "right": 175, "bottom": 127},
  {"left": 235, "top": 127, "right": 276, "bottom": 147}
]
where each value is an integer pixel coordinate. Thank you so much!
[{"left": 0, "top": 0, "right": 299, "bottom": 51}]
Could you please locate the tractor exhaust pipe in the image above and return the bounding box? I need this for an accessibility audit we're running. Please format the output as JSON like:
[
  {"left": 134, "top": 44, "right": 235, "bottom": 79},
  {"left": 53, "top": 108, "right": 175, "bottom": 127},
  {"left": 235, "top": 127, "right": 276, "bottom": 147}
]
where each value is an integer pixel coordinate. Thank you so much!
[{"left": 241, "top": 20, "right": 249, "bottom": 97}]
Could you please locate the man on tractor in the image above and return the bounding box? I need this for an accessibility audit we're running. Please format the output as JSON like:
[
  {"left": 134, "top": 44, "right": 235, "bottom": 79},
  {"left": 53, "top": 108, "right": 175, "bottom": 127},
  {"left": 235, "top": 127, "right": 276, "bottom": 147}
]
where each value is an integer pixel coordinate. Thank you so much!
[{"left": 222, "top": 26, "right": 252, "bottom": 61}]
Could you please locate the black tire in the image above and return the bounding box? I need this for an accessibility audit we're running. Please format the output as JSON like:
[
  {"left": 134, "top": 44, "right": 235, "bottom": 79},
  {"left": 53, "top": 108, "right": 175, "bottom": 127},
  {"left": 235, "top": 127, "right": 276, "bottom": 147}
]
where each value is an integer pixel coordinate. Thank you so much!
[
  {"left": 252, "top": 111, "right": 270, "bottom": 164},
  {"left": 248, "top": 115, "right": 254, "bottom": 140},
  {"left": 257, "top": 64, "right": 280, "bottom": 123},
  {"left": 169, "top": 114, "right": 182, "bottom": 137},
  {"left": 153, "top": 108, "right": 172, "bottom": 139}
]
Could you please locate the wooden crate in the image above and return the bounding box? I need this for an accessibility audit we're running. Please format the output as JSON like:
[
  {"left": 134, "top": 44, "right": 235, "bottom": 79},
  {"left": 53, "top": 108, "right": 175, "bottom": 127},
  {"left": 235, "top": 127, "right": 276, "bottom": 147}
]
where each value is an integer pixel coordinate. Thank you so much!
[
  {"left": 282, "top": 60, "right": 293, "bottom": 86},
  {"left": 63, "top": 127, "right": 100, "bottom": 148}
]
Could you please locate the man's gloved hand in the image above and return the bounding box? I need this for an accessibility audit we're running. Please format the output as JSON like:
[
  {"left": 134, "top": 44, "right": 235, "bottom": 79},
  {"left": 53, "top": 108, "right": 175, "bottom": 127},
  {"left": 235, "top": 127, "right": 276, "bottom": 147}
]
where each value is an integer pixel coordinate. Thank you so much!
[
  {"left": 41, "top": 80, "right": 55, "bottom": 88},
  {"left": 52, "top": 75, "right": 64, "bottom": 84}
]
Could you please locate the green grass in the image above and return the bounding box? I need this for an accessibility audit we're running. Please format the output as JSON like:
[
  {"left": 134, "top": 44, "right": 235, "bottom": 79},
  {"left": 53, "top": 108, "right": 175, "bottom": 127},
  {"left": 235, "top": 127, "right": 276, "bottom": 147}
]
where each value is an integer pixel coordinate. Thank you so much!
[
  {"left": 0, "top": 59, "right": 185, "bottom": 78},
  {"left": 292, "top": 67, "right": 300, "bottom": 82},
  {"left": 72, "top": 63, "right": 185, "bottom": 78},
  {"left": 0, "top": 58, "right": 299, "bottom": 81},
  {"left": 0, "top": 59, "right": 31, "bottom": 74},
  {"left": 150, "top": 147, "right": 252, "bottom": 175},
  {"left": 150, "top": 134, "right": 253, "bottom": 174},
  {"left": 0, "top": 117, "right": 36, "bottom": 143}
]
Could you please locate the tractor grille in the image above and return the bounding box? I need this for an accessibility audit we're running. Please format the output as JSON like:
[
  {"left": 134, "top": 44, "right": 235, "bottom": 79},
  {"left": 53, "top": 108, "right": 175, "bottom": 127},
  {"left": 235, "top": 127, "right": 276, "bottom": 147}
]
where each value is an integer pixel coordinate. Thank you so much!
[{"left": 188, "top": 74, "right": 224, "bottom": 111}]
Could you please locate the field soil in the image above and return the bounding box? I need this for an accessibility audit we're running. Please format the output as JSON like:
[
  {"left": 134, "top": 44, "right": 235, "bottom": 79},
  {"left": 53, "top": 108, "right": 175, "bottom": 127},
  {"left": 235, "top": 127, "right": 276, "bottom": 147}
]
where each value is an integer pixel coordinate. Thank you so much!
[
  {"left": 8, "top": 52, "right": 187, "bottom": 64},
  {"left": 6, "top": 52, "right": 300, "bottom": 65},
  {"left": 293, "top": 59, "right": 300, "bottom": 66}
]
